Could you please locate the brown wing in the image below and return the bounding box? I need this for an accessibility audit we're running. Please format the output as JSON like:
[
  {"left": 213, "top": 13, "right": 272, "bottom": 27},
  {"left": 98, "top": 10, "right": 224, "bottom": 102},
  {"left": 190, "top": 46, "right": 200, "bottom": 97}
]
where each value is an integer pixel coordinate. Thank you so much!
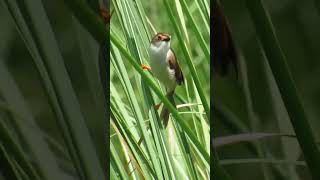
[
  {"left": 168, "top": 49, "right": 184, "bottom": 85},
  {"left": 213, "top": 0, "right": 238, "bottom": 77}
]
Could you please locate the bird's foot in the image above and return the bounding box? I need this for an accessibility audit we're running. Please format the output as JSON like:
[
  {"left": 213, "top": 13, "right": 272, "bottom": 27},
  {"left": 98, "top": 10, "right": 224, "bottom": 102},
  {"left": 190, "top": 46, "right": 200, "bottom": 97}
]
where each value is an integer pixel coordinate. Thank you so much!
[
  {"left": 154, "top": 102, "right": 162, "bottom": 110},
  {"left": 141, "top": 64, "right": 152, "bottom": 71}
]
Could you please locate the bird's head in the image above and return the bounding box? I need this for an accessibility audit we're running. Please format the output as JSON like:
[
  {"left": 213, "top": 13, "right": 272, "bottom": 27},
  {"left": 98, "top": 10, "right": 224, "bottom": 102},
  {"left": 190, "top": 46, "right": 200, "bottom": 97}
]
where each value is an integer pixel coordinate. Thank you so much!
[{"left": 150, "top": 33, "right": 171, "bottom": 53}]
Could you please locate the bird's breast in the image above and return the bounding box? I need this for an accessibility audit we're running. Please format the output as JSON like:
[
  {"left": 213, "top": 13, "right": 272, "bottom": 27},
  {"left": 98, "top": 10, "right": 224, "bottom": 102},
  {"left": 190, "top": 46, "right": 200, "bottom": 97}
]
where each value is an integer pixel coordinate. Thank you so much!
[
  {"left": 149, "top": 49, "right": 176, "bottom": 90},
  {"left": 150, "top": 51, "right": 167, "bottom": 79}
]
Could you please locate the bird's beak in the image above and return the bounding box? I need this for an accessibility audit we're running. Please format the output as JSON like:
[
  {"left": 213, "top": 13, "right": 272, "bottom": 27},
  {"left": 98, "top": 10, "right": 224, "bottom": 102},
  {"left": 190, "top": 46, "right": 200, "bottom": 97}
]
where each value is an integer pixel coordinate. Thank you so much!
[{"left": 163, "top": 36, "right": 171, "bottom": 42}]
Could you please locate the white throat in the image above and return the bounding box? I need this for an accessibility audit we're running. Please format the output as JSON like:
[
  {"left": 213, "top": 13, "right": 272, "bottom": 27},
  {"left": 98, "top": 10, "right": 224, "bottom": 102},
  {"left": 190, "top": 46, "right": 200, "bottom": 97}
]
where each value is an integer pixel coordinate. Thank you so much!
[{"left": 149, "top": 41, "right": 170, "bottom": 57}]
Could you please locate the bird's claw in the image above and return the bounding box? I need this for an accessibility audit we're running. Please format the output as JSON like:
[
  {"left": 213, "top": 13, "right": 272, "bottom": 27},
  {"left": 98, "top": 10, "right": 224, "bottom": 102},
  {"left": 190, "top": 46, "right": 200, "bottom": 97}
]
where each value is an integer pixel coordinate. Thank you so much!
[
  {"left": 154, "top": 103, "right": 162, "bottom": 110},
  {"left": 141, "top": 64, "right": 152, "bottom": 71}
]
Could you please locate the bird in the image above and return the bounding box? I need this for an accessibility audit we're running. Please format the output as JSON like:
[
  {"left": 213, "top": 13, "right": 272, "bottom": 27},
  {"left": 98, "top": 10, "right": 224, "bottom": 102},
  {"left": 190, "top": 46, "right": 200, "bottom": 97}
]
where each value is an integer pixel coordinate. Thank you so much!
[
  {"left": 142, "top": 33, "right": 184, "bottom": 128},
  {"left": 213, "top": 0, "right": 238, "bottom": 78}
]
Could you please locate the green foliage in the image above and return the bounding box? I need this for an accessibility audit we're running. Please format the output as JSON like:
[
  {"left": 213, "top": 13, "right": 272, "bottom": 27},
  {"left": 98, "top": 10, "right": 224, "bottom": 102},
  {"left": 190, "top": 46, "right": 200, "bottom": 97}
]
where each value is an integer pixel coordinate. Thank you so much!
[
  {"left": 1, "top": 0, "right": 106, "bottom": 179},
  {"left": 214, "top": 0, "right": 320, "bottom": 179},
  {"left": 110, "top": 0, "right": 210, "bottom": 179}
]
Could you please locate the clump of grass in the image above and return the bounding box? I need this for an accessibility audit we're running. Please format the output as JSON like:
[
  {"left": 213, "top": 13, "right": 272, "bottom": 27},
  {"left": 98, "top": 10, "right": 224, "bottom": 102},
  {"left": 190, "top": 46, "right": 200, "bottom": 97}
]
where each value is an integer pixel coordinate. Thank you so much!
[
  {"left": 109, "top": 0, "right": 210, "bottom": 179},
  {"left": 2, "top": 0, "right": 107, "bottom": 179}
]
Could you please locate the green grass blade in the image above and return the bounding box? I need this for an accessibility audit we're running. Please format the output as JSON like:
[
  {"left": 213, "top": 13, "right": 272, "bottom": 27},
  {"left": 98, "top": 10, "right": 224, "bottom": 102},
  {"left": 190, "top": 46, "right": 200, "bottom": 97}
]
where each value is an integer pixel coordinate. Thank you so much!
[
  {"left": 179, "top": 0, "right": 210, "bottom": 62},
  {"left": 246, "top": 0, "right": 320, "bottom": 179},
  {"left": 212, "top": 154, "right": 232, "bottom": 180},
  {"left": 62, "top": 0, "right": 107, "bottom": 44},
  {"left": 0, "top": 143, "right": 24, "bottom": 180},
  {"left": 0, "top": 61, "right": 64, "bottom": 180},
  {"left": 110, "top": 44, "right": 163, "bottom": 178},
  {"left": 72, "top": 17, "right": 107, "bottom": 169},
  {"left": 163, "top": 0, "right": 210, "bottom": 122},
  {"left": 110, "top": 142, "right": 128, "bottom": 180},
  {"left": 110, "top": 34, "right": 209, "bottom": 163},
  {"left": 110, "top": 0, "right": 209, "bottom": 179},
  {"left": 220, "top": 158, "right": 306, "bottom": 166},
  {"left": 0, "top": 114, "right": 41, "bottom": 180},
  {"left": 5, "top": 0, "right": 106, "bottom": 179},
  {"left": 110, "top": 102, "right": 155, "bottom": 179}
]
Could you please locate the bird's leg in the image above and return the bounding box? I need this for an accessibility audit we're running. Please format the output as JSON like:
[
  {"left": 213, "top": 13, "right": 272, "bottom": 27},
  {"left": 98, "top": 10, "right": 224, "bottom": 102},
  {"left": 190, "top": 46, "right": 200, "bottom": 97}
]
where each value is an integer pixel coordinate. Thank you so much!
[
  {"left": 154, "top": 89, "right": 173, "bottom": 110},
  {"left": 160, "top": 91, "right": 175, "bottom": 128},
  {"left": 141, "top": 64, "right": 152, "bottom": 71},
  {"left": 154, "top": 102, "right": 162, "bottom": 110},
  {"left": 154, "top": 88, "right": 168, "bottom": 110}
]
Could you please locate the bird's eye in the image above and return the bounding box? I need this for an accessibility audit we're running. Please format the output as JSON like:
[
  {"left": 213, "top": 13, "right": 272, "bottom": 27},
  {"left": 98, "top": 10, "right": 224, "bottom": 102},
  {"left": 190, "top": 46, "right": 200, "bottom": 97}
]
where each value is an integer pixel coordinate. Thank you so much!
[{"left": 157, "top": 36, "right": 161, "bottom": 40}]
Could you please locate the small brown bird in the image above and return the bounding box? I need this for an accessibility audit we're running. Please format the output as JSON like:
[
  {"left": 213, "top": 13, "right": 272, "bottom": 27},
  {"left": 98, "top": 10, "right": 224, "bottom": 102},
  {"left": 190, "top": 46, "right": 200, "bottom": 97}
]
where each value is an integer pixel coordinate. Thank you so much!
[
  {"left": 143, "top": 33, "right": 184, "bottom": 127},
  {"left": 213, "top": 0, "right": 238, "bottom": 77}
]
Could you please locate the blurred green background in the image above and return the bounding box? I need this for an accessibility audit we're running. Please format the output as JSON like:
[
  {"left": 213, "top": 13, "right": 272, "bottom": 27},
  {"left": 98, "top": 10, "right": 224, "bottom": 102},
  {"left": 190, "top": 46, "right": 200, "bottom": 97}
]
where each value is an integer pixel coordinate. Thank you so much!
[
  {"left": 214, "top": 0, "right": 320, "bottom": 179},
  {"left": 0, "top": 1, "right": 106, "bottom": 179}
]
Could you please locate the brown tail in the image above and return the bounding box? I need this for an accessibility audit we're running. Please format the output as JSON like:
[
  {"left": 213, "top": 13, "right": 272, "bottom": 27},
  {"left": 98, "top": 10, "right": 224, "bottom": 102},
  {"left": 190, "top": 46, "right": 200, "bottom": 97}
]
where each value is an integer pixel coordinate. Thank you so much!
[{"left": 160, "top": 91, "right": 175, "bottom": 128}]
